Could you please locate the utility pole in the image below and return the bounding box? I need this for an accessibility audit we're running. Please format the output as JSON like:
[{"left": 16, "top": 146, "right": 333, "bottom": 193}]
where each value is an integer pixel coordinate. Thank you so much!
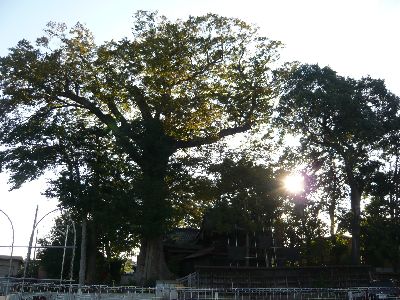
[
  {"left": 23, "top": 205, "right": 38, "bottom": 280},
  {"left": 60, "top": 225, "right": 70, "bottom": 284}
]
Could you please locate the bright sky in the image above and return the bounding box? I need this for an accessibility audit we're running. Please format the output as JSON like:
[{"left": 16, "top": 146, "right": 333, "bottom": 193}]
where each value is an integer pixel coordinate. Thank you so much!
[{"left": 1, "top": 0, "right": 399, "bottom": 257}]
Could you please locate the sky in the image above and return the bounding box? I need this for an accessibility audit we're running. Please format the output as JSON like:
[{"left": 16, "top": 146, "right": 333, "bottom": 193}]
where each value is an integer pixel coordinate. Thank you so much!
[{"left": 0, "top": 0, "right": 399, "bottom": 257}]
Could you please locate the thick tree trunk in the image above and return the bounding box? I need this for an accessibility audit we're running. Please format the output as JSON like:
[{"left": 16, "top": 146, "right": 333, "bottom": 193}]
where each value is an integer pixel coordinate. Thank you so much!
[
  {"left": 78, "top": 216, "right": 87, "bottom": 286},
  {"left": 350, "top": 184, "right": 361, "bottom": 265},
  {"left": 328, "top": 160, "right": 338, "bottom": 238},
  {"left": 245, "top": 232, "right": 250, "bottom": 267},
  {"left": 85, "top": 222, "right": 98, "bottom": 284},
  {"left": 344, "top": 162, "right": 363, "bottom": 265},
  {"left": 329, "top": 205, "right": 335, "bottom": 238},
  {"left": 135, "top": 147, "right": 173, "bottom": 284},
  {"left": 135, "top": 236, "right": 173, "bottom": 284}
]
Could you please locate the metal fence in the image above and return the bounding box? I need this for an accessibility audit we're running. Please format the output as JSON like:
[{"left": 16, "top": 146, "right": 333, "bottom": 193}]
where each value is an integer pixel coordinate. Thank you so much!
[
  {"left": 2, "top": 280, "right": 400, "bottom": 300},
  {"left": 174, "top": 287, "right": 400, "bottom": 299}
]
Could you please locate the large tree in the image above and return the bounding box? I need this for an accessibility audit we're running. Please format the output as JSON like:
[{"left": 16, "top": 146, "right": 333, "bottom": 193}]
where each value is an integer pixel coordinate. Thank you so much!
[
  {"left": 0, "top": 12, "right": 284, "bottom": 282},
  {"left": 362, "top": 144, "right": 400, "bottom": 270},
  {"left": 275, "top": 64, "right": 400, "bottom": 264}
]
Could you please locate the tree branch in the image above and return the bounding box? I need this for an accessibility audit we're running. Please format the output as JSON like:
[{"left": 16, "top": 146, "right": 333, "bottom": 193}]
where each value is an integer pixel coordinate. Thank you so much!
[
  {"left": 104, "top": 96, "right": 135, "bottom": 138},
  {"left": 129, "top": 85, "right": 152, "bottom": 122},
  {"left": 60, "top": 89, "right": 142, "bottom": 163},
  {"left": 60, "top": 89, "right": 117, "bottom": 127},
  {"left": 173, "top": 123, "right": 252, "bottom": 149},
  {"left": 174, "top": 55, "right": 222, "bottom": 86}
]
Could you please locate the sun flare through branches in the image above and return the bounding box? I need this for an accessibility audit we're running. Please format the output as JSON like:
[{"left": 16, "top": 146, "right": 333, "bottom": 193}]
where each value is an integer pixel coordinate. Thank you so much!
[{"left": 283, "top": 173, "right": 304, "bottom": 194}]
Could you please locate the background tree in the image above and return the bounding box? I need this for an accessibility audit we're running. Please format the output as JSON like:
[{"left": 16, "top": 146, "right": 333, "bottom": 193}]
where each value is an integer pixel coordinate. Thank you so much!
[
  {"left": 362, "top": 152, "right": 400, "bottom": 270},
  {"left": 0, "top": 12, "right": 285, "bottom": 282},
  {"left": 46, "top": 122, "right": 140, "bottom": 283},
  {"left": 207, "top": 156, "right": 282, "bottom": 266},
  {"left": 280, "top": 196, "right": 328, "bottom": 265},
  {"left": 166, "top": 155, "right": 216, "bottom": 228},
  {"left": 276, "top": 149, "right": 351, "bottom": 265},
  {"left": 275, "top": 64, "right": 400, "bottom": 264},
  {"left": 317, "top": 154, "right": 347, "bottom": 238},
  {"left": 37, "top": 215, "right": 131, "bottom": 284},
  {"left": 37, "top": 215, "right": 82, "bottom": 281},
  {"left": 361, "top": 196, "right": 400, "bottom": 271}
]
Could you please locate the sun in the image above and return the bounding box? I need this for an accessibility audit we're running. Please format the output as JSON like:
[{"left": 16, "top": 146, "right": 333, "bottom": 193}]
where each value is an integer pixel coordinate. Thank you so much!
[{"left": 283, "top": 173, "right": 304, "bottom": 194}]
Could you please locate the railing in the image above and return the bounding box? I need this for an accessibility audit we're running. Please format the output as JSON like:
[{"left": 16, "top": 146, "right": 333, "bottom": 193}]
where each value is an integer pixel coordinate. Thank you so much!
[
  {"left": 176, "top": 287, "right": 400, "bottom": 299},
  {"left": 2, "top": 279, "right": 400, "bottom": 300},
  {"left": 177, "top": 272, "right": 198, "bottom": 288},
  {"left": 0, "top": 281, "right": 155, "bottom": 295}
]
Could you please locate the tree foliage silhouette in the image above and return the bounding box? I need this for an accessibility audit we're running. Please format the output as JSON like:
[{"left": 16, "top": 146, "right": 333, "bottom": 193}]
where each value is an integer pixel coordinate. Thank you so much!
[
  {"left": 0, "top": 12, "right": 284, "bottom": 282},
  {"left": 276, "top": 64, "right": 400, "bottom": 264}
]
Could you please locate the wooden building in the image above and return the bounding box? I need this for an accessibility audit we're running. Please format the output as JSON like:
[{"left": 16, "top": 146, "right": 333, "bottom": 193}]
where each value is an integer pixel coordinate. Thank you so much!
[
  {"left": 164, "top": 225, "right": 300, "bottom": 278},
  {"left": 163, "top": 227, "right": 375, "bottom": 288}
]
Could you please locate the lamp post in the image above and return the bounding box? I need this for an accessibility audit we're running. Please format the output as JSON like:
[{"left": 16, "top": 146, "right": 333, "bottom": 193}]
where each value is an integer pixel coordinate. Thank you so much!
[{"left": 23, "top": 206, "right": 38, "bottom": 281}]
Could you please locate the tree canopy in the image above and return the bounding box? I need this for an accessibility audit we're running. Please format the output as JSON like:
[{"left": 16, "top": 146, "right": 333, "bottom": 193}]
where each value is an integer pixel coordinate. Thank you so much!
[
  {"left": 275, "top": 64, "right": 400, "bottom": 264},
  {"left": 0, "top": 11, "right": 285, "bottom": 283},
  {"left": 2, "top": 10, "right": 400, "bottom": 283}
]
